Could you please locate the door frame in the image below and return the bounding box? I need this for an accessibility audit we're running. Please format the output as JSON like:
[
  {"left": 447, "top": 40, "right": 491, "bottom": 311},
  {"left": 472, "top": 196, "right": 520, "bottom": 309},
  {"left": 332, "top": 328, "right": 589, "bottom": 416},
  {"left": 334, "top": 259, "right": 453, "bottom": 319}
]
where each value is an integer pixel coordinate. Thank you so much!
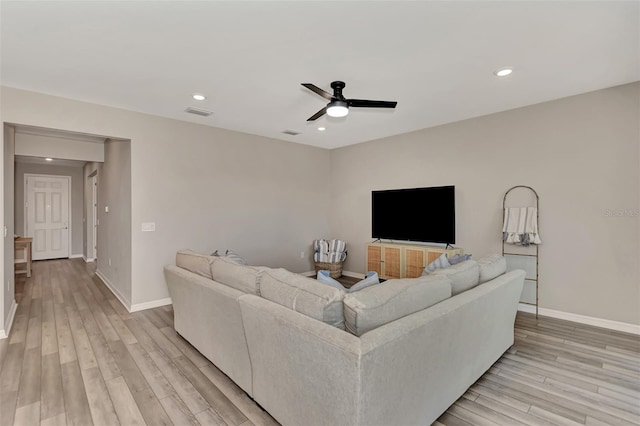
[
  {"left": 91, "top": 173, "right": 97, "bottom": 260},
  {"left": 23, "top": 173, "right": 72, "bottom": 259}
]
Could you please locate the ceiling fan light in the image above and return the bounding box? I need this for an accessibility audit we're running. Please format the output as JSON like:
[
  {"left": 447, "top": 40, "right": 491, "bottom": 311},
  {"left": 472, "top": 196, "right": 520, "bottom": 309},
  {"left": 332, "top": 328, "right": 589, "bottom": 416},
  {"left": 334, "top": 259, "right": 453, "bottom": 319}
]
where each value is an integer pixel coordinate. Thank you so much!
[{"left": 326, "top": 101, "right": 349, "bottom": 118}]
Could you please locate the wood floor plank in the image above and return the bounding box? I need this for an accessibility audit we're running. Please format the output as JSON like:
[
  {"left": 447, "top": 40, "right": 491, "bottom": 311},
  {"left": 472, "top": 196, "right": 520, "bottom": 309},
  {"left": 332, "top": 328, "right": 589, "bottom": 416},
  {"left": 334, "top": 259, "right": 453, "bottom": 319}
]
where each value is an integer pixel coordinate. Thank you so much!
[
  {"left": 173, "top": 354, "right": 247, "bottom": 425},
  {"left": 200, "top": 363, "right": 279, "bottom": 426},
  {"left": 108, "top": 312, "right": 138, "bottom": 345},
  {"left": 472, "top": 395, "right": 556, "bottom": 426},
  {"left": 0, "top": 342, "right": 25, "bottom": 393},
  {"left": 53, "top": 303, "right": 77, "bottom": 365},
  {"left": 0, "top": 390, "right": 18, "bottom": 426},
  {"left": 60, "top": 361, "right": 93, "bottom": 426},
  {"left": 161, "top": 326, "right": 210, "bottom": 367},
  {"left": 105, "top": 376, "right": 146, "bottom": 426},
  {"left": 126, "top": 341, "right": 174, "bottom": 399},
  {"left": 41, "top": 301, "right": 58, "bottom": 356},
  {"left": 16, "top": 347, "right": 41, "bottom": 408},
  {"left": 82, "top": 319, "right": 122, "bottom": 381},
  {"left": 40, "top": 352, "right": 65, "bottom": 421},
  {"left": 159, "top": 392, "right": 201, "bottom": 426},
  {"left": 40, "top": 412, "right": 67, "bottom": 426},
  {"left": 123, "top": 317, "right": 162, "bottom": 353},
  {"left": 80, "top": 366, "right": 120, "bottom": 426},
  {"left": 13, "top": 400, "right": 40, "bottom": 426},
  {"left": 148, "top": 349, "right": 210, "bottom": 415},
  {"left": 196, "top": 407, "right": 229, "bottom": 425},
  {"left": 132, "top": 386, "right": 173, "bottom": 426},
  {"left": 107, "top": 339, "right": 150, "bottom": 393}
]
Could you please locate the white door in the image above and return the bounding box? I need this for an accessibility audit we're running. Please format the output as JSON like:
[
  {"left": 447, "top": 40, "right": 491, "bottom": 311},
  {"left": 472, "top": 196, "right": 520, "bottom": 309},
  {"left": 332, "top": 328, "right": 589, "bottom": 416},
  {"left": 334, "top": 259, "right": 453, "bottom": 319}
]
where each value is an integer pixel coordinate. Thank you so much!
[
  {"left": 26, "top": 175, "right": 70, "bottom": 260},
  {"left": 92, "top": 175, "right": 97, "bottom": 260}
]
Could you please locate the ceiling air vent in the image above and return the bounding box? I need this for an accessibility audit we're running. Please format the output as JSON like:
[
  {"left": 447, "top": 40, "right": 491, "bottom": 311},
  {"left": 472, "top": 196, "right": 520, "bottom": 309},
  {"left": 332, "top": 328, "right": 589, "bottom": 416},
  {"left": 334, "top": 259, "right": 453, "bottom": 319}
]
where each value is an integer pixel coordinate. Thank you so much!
[
  {"left": 282, "top": 130, "right": 300, "bottom": 136},
  {"left": 185, "top": 107, "right": 213, "bottom": 117}
]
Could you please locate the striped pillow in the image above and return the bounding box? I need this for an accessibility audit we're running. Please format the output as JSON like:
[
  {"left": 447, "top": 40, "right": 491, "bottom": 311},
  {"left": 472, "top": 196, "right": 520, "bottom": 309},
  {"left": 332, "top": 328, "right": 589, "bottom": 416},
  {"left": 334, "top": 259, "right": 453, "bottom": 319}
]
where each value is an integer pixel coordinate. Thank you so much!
[
  {"left": 313, "top": 239, "right": 330, "bottom": 254},
  {"left": 422, "top": 253, "right": 451, "bottom": 275},
  {"left": 329, "top": 239, "right": 347, "bottom": 253}
]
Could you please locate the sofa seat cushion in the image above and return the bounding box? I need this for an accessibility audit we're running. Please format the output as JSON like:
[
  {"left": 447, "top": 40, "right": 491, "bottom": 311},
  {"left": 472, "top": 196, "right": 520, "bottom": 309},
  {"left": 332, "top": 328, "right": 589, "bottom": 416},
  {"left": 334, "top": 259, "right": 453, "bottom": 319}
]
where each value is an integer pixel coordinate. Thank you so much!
[
  {"left": 432, "top": 259, "right": 480, "bottom": 295},
  {"left": 176, "top": 249, "right": 217, "bottom": 279},
  {"left": 210, "top": 257, "right": 264, "bottom": 295},
  {"left": 478, "top": 254, "right": 507, "bottom": 283},
  {"left": 260, "top": 269, "right": 346, "bottom": 329},
  {"left": 343, "top": 275, "right": 451, "bottom": 336}
]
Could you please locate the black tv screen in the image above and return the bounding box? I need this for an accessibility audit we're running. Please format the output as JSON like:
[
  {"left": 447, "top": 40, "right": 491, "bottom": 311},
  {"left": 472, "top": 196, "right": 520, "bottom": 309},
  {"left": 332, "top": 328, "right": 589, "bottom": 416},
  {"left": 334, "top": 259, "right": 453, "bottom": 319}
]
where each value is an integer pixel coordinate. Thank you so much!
[{"left": 372, "top": 186, "right": 455, "bottom": 244}]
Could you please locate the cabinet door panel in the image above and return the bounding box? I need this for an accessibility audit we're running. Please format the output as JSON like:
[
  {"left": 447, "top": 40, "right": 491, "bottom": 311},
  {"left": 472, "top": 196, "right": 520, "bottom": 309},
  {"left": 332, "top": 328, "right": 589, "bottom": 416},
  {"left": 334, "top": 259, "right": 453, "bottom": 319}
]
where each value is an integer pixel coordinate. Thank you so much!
[
  {"left": 427, "top": 251, "right": 442, "bottom": 264},
  {"left": 367, "top": 246, "right": 382, "bottom": 276},
  {"left": 405, "top": 248, "right": 425, "bottom": 278},
  {"left": 384, "top": 247, "right": 402, "bottom": 279}
]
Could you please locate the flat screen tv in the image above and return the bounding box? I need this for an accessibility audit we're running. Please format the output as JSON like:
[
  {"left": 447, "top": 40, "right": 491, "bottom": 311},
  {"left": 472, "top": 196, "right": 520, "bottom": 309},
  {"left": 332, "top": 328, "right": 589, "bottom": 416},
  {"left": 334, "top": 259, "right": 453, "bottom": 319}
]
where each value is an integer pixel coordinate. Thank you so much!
[{"left": 372, "top": 185, "right": 455, "bottom": 244}]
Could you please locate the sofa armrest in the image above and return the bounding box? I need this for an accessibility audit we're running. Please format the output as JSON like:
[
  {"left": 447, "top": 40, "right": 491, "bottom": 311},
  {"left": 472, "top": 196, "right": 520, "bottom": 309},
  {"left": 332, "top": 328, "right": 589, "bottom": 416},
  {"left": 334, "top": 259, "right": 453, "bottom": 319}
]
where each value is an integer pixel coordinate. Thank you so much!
[
  {"left": 357, "top": 269, "right": 525, "bottom": 426},
  {"left": 239, "top": 294, "right": 362, "bottom": 426},
  {"left": 164, "top": 265, "right": 254, "bottom": 394}
]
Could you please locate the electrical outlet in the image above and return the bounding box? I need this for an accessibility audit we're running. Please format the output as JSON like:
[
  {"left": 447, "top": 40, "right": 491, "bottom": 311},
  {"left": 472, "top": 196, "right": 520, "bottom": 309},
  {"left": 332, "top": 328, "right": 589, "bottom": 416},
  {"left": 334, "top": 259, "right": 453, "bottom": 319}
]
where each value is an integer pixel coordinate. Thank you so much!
[{"left": 300, "top": 251, "right": 305, "bottom": 259}]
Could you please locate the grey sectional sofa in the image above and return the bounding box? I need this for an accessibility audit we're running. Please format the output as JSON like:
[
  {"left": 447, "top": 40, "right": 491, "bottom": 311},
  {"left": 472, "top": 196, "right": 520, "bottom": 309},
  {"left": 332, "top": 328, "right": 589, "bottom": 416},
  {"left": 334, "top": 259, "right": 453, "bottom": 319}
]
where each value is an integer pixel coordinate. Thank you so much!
[{"left": 164, "top": 250, "right": 525, "bottom": 426}]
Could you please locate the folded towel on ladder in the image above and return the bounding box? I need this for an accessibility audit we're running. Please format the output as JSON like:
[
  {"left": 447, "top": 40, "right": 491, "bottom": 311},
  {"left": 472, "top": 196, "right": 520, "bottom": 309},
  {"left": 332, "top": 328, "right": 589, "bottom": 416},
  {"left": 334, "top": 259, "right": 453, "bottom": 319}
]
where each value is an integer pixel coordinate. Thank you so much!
[{"left": 503, "top": 207, "right": 542, "bottom": 246}]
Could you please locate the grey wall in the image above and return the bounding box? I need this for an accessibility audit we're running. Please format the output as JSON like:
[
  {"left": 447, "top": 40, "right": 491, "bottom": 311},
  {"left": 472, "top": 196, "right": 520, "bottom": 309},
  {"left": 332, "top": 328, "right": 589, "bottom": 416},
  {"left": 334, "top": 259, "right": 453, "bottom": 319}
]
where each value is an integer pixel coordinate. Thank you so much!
[
  {"left": 14, "top": 162, "right": 84, "bottom": 256},
  {"left": 2, "top": 125, "right": 15, "bottom": 332},
  {"left": 92, "top": 139, "right": 132, "bottom": 305},
  {"left": 330, "top": 82, "right": 640, "bottom": 325},
  {"left": 0, "top": 86, "right": 331, "bottom": 308}
]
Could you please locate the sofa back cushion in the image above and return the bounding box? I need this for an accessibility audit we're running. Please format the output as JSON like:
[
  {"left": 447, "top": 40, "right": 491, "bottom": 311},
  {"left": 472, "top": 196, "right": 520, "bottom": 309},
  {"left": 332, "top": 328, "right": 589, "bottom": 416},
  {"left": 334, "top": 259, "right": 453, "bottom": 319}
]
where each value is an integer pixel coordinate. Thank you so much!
[
  {"left": 210, "top": 257, "right": 264, "bottom": 295},
  {"left": 260, "top": 269, "right": 346, "bottom": 329},
  {"left": 478, "top": 254, "right": 507, "bottom": 283},
  {"left": 343, "top": 275, "right": 451, "bottom": 337},
  {"left": 432, "top": 259, "right": 480, "bottom": 295},
  {"left": 176, "top": 249, "right": 217, "bottom": 279}
]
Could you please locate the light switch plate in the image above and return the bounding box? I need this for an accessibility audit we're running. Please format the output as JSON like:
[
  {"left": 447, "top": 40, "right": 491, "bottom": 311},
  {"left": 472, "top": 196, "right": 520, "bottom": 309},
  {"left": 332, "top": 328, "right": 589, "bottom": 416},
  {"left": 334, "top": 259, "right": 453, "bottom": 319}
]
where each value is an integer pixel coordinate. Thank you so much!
[{"left": 141, "top": 222, "right": 156, "bottom": 232}]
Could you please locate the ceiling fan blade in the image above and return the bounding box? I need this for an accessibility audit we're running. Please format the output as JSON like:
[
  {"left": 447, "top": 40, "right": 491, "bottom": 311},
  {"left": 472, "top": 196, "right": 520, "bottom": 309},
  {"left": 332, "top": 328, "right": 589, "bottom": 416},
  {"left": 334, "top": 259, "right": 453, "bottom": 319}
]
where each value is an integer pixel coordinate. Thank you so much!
[
  {"left": 307, "top": 106, "right": 327, "bottom": 121},
  {"left": 302, "top": 83, "right": 333, "bottom": 101},
  {"left": 348, "top": 99, "right": 398, "bottom": 109}
]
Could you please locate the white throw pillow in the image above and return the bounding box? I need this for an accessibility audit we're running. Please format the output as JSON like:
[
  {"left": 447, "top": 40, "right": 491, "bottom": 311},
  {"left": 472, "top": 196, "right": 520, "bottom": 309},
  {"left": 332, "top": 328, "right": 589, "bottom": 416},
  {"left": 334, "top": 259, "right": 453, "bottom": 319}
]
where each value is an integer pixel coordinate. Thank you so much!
[
  {"left": 316, "top": 270, "right": 346, "bottom": 291},
  {"left": 225, "top": 249, "right": 247, "bottom": 265},
  {"left": 348, "top": 271, "right": 380, "bottom": 293},
  {"left": 422, "top": 253, "right": 451, "bottom": 275}
]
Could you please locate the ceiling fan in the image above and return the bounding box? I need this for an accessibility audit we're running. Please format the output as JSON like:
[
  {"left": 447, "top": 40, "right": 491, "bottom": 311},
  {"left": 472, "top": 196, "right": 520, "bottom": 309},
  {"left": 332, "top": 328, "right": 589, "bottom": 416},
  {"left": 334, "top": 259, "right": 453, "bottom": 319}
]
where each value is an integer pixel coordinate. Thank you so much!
[{"left": 301, "top": 81, "right": 397, "bottom": 121}]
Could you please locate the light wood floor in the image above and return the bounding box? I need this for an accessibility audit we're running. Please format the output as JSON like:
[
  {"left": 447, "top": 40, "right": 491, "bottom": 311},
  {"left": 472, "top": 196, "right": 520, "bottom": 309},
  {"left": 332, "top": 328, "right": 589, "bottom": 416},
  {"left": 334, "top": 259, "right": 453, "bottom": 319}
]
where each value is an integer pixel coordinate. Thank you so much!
[{"left": 0, "top": 259, "right": 638, "bottom": 426}]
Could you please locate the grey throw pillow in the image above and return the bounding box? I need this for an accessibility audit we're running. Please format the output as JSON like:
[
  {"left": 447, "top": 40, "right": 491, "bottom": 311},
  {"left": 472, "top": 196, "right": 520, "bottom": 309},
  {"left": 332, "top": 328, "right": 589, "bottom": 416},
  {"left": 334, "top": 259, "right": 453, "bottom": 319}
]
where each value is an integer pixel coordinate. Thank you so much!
[{"left": 448, "top": 253, "right": 472, "bottom": 265}]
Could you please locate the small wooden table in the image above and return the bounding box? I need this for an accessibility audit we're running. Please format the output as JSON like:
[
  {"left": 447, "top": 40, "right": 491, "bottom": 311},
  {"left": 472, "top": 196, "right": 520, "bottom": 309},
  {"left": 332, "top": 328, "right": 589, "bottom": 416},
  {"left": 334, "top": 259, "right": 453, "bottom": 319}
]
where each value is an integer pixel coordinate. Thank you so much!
[{"left": 15, "top": 237, "right": 33, "bottom": 278}]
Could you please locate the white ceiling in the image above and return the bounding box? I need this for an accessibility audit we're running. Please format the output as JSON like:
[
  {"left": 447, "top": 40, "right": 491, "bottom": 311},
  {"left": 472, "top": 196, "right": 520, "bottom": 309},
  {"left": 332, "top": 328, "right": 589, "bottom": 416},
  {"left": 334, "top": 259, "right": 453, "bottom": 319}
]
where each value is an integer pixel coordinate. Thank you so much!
[{"left": 2, "top": 1, "right": 638, "bottom": 149}]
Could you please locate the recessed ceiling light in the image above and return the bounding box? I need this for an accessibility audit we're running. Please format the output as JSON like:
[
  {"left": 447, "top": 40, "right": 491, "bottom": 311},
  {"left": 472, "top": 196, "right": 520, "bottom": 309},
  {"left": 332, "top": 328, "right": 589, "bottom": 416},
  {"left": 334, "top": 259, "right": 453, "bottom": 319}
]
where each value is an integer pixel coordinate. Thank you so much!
[
  {"left": 45, "top": 158, "right": 53, "bottom": 161},
  {"left": 317, "top": 127, "right": 326, "bottom": 132},
  {"left": 192, "top": 93, "right": 206, "bottom": 101},
  {"left": 494, "top": 68, "right": 513, "bottom": 77}
]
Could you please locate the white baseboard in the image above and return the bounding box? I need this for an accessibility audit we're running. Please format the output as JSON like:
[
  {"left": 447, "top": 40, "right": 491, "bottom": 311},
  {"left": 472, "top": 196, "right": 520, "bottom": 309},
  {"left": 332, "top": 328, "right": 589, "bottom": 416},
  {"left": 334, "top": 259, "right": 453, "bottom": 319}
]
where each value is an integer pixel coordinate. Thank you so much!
[
  {"left": 301, "top": 271, "right": 315, "bottom": 277},
  {"left": 83, "top": 256, "right": 95, "bottom": 263},
  {"left": 0, "top": 300, "right": 18, "bottom": 339},
  {"left": 69, "top": 254, "right": 84, "bottom": 259},
  {"left": 95, "top": 270, "right": 132, "bottom": 312},
  {"left": 130, "top": 298, "right": 173, "bottom": 313},
  {"left": 518, "top": 303, "right": 640, "bottom": 335}
]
